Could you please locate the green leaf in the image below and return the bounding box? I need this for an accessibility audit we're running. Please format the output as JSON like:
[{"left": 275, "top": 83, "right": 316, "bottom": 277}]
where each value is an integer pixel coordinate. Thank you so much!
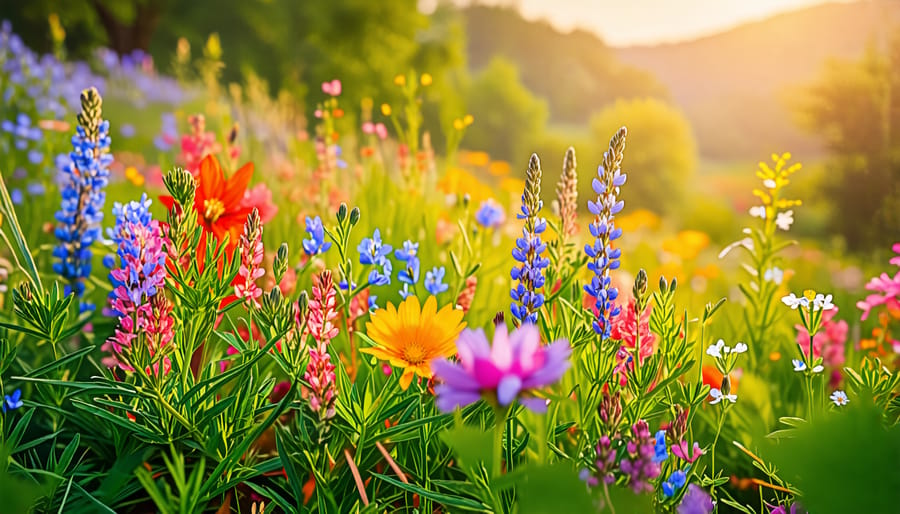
[
  {"left": 439, "top": 423, "right": 494, "bottom": 476},
  {"left": 372, "top": 473, "right": 490, "bottom": 512},
  {"left": 516, "top": 463, "right": 595, "bottom": 514}
]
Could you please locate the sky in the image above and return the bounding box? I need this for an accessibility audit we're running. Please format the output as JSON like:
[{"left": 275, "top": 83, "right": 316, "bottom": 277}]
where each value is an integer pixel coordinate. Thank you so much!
[{"left": 441, "top": 0, "right": 859, "bottom": 46}]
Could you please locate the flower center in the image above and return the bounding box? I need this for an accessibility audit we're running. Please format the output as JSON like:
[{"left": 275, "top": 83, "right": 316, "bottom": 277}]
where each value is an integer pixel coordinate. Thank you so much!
[
  {"left": 203, "top": 198, "right": 225, "bottom": 222},
  {"left": 402, "top": 340, "right": 428, "bottom": 365}
]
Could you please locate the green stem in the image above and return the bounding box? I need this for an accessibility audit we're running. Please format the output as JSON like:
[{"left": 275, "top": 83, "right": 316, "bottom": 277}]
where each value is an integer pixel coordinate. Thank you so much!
[
  {"left": 710, "top": 404, "right": 728, "bottom": 501},
  {"left": 492, "top": 406, "right": 509, "bottom": 479}
]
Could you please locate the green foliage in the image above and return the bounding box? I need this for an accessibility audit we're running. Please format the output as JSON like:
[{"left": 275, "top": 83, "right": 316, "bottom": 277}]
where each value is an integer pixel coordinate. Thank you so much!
[
  {"left": 797, "top": 36, "right": 900, "bottom": 249},
  {"left": 462, "top": 5, "right": 667, "bottom": 124},
  {"left": 461, "top": 57, "right": 549, "bottom": 162},
  {"left": 766, "top": 397, "right": 900, "bottom": 514},
  {"left": 588, "top": 98, "right": 697, "bottom": 215}
]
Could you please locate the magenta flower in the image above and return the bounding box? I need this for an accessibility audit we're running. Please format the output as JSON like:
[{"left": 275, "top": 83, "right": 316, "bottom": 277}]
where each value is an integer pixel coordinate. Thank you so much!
[
  {"left": 431, "top": 324, "right": 571, "bottom": 413},
  {"left": 671, "top": 440, "right": 704, "bottom": 463}
]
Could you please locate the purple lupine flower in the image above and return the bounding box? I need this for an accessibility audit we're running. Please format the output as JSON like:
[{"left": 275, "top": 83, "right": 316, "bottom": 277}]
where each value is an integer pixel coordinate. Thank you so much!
[
  {"left": 619, "top": 420, "right": 661, "bottom": 493},
  {"left": 581, "top": 434, "right": 618, "bottom": 487},
  {"left": 510, "top": 155, "right": 549, "bottom": 324},
  {"left": 677, "top": 484, "right": 714, "bottom": 514},
  {"left": 302, "top": 215, "right": 332, "bottom": 256},
  {"left": 432, "top": 323, "right": 571, "bottom": 413},
  {"left": 475, "top": 199, "right": 505, "bottom": 229},
  {"left": 103, "top": 195, "right": 171, "bottom": 373},
  {"left": 584, "top": 127, "right": 627, "bottom": 338}
]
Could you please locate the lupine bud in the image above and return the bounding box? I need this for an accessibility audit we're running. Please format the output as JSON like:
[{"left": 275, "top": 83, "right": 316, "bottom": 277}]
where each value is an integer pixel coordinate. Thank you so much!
[
  {"left": 337, "top": 203, "right": 348, "bottom": 222},
  {"left": 721, "top": 374, "right": 732, "bottom": 396},
  {"left": 349, "top": 206, "right": 360, "bottom": 226},
  {"left": 274, "top": 243, "right": 289, "bottom": 283},
  {"left": 164, "top": 167, "right": 197, "bottom": 207}
]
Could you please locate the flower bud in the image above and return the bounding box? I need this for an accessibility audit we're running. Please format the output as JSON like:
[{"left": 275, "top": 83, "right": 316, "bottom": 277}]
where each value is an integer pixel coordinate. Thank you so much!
[
  {"left": 349, "top": 207, "right": 360, "bottom": 226},
  {"left": 720, "top": 374, "right": 732, "bottom": 396},
  {"left": 337, "top": 203, "right": 348, "bottom": 223},
  {"left": 274, "top": 243, "right": 289, "bottom": 283}
]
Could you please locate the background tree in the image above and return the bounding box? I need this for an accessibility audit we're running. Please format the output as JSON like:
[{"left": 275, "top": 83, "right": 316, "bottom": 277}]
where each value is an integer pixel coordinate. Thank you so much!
[
  {"left": 797, "top": 35, "right": 900, "bottom": 250},
  {"left": 587, "top": 98, "right": 697, "bottom": 215},
  {"left": 460, "top": 57, "right": 549, "bottom": 162}
]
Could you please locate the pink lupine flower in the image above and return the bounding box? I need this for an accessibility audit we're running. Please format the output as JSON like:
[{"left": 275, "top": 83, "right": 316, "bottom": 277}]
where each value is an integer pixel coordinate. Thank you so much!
[
  {"left": 104, "top": 198, "right": 172, "bottom": 375},
  {"left": 304, "top": 271, "right": 339, "bottom": 419},
  {"left": 431, "top": 323, "right": 571, "bottom": 413},
  {"left": 609, "top": 297, "right": 656, "bottom": 364},
  {"left": 234, "top": 209, "right": 265, "bottom": 307},
  {"left": 794, "top": 307, "right": 848, "bottom": 367}
]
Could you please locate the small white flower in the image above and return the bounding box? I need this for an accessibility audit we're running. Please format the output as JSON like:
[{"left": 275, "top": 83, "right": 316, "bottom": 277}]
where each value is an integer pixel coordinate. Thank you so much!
[
  {"left": 775, "top": 210, "right": 794, "bottom": 231},
  {"left": 792, "top": 359, "right": 806, "bottom": 372},
  {"left": 813, "top": 293, "right": 835, "bottom": 312},
  {"left": 763, "top": 267, "right": 784, "bottom": 285},
  {"left": 731, "top": 342, "right": 748, "bottom": 354},
  {"left": 811, "top": 364, "right": 824, "bottom": 373},
  {"left": 830, "top": 390, "right": 849, "bottom": 406},
  {"left": 710, "top": 388, "right": 737, "bottom": 405},
  {"left": 763, "top": 179, "right": 777, "bottom": 189},
  {"left": 749, "top": 206, "right": 767, "bottom": 219},
  {"left": 781, "top": 293, "right": 809, "bottom": 310},
  {"left": 706, "top": 339, "right": 726, "bottom": 359},
  {"left": 718, "top": 237, "right": 754, "bottom": 259}
]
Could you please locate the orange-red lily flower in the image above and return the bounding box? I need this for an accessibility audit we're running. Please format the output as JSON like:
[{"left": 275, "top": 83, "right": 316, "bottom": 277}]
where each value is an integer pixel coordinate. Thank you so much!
[{"left": 161, "top": 153, "right": 253, "bottom": 251}]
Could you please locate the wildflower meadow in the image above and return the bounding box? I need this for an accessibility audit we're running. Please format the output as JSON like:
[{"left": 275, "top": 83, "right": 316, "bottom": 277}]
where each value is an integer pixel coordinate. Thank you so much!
[{"left": 0, "top": 3, "right": 898, "bottom": 514}]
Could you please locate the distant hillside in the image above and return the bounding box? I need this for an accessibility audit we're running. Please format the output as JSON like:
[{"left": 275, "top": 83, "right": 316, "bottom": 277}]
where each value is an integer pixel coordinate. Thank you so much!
[
  {"left": 462, "top": 5, "right": 668, "bottom": 124},
  {"left": 616, "top": 0, "right": 900, "bottom": 160}
]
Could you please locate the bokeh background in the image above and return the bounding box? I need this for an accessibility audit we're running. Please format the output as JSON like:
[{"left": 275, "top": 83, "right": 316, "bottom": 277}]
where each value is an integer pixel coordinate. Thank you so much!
[{"left": 2, "top": 0, "right": 899, "bottom": 310}]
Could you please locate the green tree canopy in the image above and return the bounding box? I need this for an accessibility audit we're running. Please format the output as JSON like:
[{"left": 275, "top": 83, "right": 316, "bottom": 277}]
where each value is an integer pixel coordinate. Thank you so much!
[
  {"left": 587, "top": 98, "right": 697, "bottom": 215},
  {"left": 461, "top": 57, "right": 548, "bottom": 162},
  {"left": 797, "top": 37, "right": 900, "bottom": 250}
]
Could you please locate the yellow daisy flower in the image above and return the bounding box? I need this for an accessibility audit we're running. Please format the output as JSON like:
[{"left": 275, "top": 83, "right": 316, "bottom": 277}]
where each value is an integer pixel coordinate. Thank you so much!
[{"left": 363, "top": 295, "right": 465, "bottom": 390}]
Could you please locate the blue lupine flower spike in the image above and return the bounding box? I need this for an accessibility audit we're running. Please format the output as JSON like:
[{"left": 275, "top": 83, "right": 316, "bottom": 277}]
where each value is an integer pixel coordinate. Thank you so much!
[
  {"left": 584, "top": 127, "right": 627, "bottom": 339},
  {"left": 510, "top": 154, "right": 549, "bottom": 324},
  {"left": 52, "top": 87, "right": 113, "bottom": 313}
]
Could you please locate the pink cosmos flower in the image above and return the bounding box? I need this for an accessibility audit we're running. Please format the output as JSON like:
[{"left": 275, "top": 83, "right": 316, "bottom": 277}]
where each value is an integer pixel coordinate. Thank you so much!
[
  {"left": 795, "top": 307, "right": 848, "bottom": 367},
  {"left": 431, "top": 324, "right": 571, "bottom": 413}
]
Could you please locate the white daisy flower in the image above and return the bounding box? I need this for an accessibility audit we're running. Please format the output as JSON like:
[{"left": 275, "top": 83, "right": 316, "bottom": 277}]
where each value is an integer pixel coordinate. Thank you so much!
[{"left": 830, "top": 390, "right": 849, "bottom": 406}]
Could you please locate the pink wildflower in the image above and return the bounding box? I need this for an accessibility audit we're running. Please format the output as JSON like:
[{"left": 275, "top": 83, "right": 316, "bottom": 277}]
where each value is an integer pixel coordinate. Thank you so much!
[
  {"left": 234, "top": 209, "right": 265, "bottom": 307},
  {"left": 857, "top": 243, "right": 900, "bottom": 320},
  {"left": 322, "top": 79, "right": 341, "bottom": 96},
  {"left": 431, "top": 323, "right": 571, "bottom": 413},
  {"left": 240, "top": 183, "right": 278, "bottom": 224},
  {"left": 610, "top": 297, "right": 656, "bottom": 363},
  {"left": 179, "top": 114, "right": 222, "bottom": 174},
  {"left": 304, "top": 271, "right": 339, "bottom": 419}
]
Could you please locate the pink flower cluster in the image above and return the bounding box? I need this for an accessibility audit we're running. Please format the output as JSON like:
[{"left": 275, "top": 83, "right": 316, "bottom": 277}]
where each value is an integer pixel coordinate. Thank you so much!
[
  {"left": 104, "top": 215, "right": 173, "bottom": 375},
  {"left": 857, "top": 243, "right": 900, "bottom": 321},
  {"left": 795, "top": 307, "right": 848, "bottom": 368},
  {"left": 180, "top": 114, "right": 222, "bottom": 175},
  {"left": 610, "top": 297, "right": 656, "bottom": 363},
  {"left": 304, "top": 270, "right": 339, "bottom": 419},
  {"left": 362, "top": 121, "right": 388, "bottom": 140},
  {"left": 234, "top": 209, "right": 265, "bottom": 307}
]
